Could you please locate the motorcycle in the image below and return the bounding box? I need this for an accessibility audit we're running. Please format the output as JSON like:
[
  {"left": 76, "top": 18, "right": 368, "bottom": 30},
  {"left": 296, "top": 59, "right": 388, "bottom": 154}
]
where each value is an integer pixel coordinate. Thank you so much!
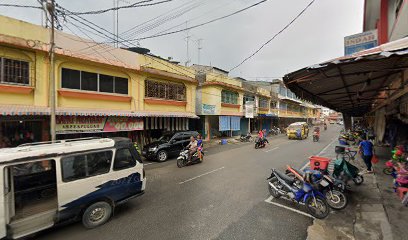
[
  {"left": 313, "top": 131, "right": 320, "bottom": 142},
  {"left": 286, "top": 166, "right": 348, "bottom": 210},
  {"left": 240, "top": 133, "right": 253, "bottom": 142},
  {"left": 255, "top": 137, "right": 266, "bottom": 149},
  {"left": 333, "top": 157, "right": 364, "bottom": 185},
  {"left": 267, "top": 169, "right": 330, "bottom": 219},
  {"left": 177, "top": 146, "right": 204, "bottom": 168}
]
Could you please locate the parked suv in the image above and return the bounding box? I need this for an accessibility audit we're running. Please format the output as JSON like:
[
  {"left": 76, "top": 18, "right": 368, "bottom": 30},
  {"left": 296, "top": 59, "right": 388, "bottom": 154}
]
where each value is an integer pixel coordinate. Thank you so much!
[{"left": 142, "top": 131, "right": 199, "bottom": 162}]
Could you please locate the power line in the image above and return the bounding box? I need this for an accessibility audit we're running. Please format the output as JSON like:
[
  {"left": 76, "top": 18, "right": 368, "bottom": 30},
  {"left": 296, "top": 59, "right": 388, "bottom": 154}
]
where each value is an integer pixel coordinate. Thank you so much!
[
  {"left": 0, "top": 3, "right": 42, "bottom": 10},
  {"left": 229, "top": 0, "right": 316, "bottom": 72},
  {"left": 107, "top": 0, "right": 270, "bottom": 43},
  {"left": 61, "top": 0, "right": 173, "bottom": 15}
]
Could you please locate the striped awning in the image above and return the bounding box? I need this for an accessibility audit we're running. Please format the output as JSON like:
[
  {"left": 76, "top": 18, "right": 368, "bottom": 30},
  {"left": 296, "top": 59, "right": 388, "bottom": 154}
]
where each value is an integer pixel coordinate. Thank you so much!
[
  {"left": 0, "top": 105, "right": 199, "bottom": 119},
  {"left": 0, "top": 105, "right": 50, "bottom": 116}
]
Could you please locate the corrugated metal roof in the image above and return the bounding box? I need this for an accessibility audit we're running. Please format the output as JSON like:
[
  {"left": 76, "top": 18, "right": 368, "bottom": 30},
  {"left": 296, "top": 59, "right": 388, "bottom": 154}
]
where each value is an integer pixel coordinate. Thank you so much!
[{"left": 284, "top": 37, "right": 408, "bottom": 116}]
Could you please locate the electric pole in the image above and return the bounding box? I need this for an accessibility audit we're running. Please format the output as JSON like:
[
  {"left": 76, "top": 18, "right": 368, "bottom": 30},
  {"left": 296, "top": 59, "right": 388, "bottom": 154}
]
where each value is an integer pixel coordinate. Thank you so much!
[
  {"left": 46, "top": 0, "right": 56, "bottom": 141},
  {"left": 184, "top": 22, "right": 191, "bottom": 66}
]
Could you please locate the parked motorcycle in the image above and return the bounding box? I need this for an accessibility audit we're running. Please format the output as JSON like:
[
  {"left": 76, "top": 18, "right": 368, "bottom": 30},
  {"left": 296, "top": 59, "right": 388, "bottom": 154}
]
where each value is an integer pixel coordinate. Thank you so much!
[
  {"left": 240, "top": 133, "right": 253, "bottom": 142},
  {"left": 255, "top": 137, "right": 266, "bottom": 149},
  {"left": 286, "top": 166, "right": 348, "bottom": 210},
  {"left": 177, "top": 146, "right": 204, "bottom": 168},
  {"left": 267, "top": 169, "right": 330, "bottom": 219},
  {"left": 332, "top": 158, "right": 364, "bottom": 185}
]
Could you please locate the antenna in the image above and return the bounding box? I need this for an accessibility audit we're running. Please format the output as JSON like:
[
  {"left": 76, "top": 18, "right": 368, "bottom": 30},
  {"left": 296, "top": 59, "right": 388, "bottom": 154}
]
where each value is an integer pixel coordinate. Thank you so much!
[{"left": 197, "top": 38, "right": 203, "bottom": 64}]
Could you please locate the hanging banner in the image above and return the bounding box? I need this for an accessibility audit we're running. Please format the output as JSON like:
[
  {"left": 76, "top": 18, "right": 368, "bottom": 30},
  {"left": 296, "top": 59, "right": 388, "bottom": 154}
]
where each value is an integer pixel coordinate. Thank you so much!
[
  {"left": 56, "top": 116, "right": 106, "bottom": 133},
  {"left": 104, "top": 117, "right": 144, "bottom": 132}
]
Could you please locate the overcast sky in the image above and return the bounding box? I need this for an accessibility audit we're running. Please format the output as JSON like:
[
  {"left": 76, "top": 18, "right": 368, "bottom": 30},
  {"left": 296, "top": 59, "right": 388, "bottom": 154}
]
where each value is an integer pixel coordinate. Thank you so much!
[{"left": 0, "top": 0, "right": 364, "bottom": 79}]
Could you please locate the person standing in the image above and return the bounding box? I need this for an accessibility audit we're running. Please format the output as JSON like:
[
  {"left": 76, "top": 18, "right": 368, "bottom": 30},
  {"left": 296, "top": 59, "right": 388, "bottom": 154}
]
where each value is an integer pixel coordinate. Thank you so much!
[{"left": 359, "top": 138, "right": 375, "bottom": 173}]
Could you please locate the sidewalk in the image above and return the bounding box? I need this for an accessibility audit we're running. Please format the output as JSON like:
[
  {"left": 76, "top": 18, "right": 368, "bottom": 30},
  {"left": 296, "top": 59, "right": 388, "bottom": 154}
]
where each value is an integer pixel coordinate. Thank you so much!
[{"left": 306, "top": 141, "right": 396, "bottom": 240}]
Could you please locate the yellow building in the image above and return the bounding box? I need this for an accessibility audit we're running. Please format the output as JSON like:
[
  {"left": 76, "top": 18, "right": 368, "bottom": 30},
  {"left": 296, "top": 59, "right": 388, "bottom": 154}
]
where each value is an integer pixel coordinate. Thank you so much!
[
  {"left": 0, "top": 15, "right": 197, "bottom": 147},
  {"left": 192, "top": 65, "right": 244, "bottom": 140}
]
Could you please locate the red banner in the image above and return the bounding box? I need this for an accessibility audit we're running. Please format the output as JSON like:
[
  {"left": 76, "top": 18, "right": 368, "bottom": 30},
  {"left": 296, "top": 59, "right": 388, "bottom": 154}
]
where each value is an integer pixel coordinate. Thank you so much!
[{"left": 103, "top": 117, "right": 143, "bottom": 132}]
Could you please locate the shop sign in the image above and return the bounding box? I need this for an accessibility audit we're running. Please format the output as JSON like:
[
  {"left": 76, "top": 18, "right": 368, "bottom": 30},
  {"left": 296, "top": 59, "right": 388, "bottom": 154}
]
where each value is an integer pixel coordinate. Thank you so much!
[
  {"left": 56, "top": 116, "right": 106, "bottom": 133},
  {"left": 104, "top": 117, "right": 143, "bottom": 132},
  {"left": 245, "top": 101, "right": 254, "bottom": 118},
  {"left": 344, "top": 30, "right": 378, "bottom": 56},
  {"left": 202, "top": 104, "right": 216, "bottom": 115}
]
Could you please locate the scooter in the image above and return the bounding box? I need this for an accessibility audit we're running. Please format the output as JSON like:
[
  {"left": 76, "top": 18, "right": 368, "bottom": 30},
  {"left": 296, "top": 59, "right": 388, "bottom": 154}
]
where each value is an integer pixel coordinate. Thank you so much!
[
  {"left": 177, "top": 146, "right": 204, "bottom": 168},
  {"left": 286, "top": 166, "right": 348, "bottom": 210},
  {"left": 267, "top": 169, "right": 330, "bottom": 219},
  {"left": 255, "top": 137, "right": 266, "bottom": 149},
  {"left": 240, "top": 133, "right": 253, "bottom": 142},
  {"left": 332, "top": 157, "right": 364, "bottom": 185},
  {"left": 313, "top": 131, "right": 320, "bottom": 142}
]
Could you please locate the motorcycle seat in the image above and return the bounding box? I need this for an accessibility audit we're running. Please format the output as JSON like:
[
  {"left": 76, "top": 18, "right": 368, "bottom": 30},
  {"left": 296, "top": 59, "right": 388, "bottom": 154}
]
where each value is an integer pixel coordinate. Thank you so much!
[{"left": 274, "top": 170, "right": 296, "bottom": 184}]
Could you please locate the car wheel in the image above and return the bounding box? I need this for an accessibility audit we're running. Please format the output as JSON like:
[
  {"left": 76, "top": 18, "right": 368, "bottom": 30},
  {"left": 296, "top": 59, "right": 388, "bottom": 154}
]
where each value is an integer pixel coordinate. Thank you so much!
[
  {"left": 82, "top": 201, "right": 112, "bottom": 229},
  {"left": 157, "top": 150, "right": 168, "bottom": 162}
]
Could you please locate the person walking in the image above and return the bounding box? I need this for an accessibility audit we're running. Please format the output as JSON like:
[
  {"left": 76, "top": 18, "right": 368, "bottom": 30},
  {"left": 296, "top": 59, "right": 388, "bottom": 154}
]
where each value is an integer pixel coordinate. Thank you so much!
[{"left": 359, "top": 138, "right": 375, "bottom": 173}]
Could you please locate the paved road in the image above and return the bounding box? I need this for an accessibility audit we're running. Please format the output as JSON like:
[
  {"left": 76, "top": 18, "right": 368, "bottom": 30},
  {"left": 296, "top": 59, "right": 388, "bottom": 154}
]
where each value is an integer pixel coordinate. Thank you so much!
[{"left": 36, "top": 125, "right": 341, "bottom": 240}]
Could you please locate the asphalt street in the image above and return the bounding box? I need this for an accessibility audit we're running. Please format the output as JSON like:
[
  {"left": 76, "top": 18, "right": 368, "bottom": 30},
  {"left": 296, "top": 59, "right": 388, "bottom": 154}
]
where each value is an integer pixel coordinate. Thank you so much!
[{"left": 36, "top": 125, "right": 341, "bottom": 240}]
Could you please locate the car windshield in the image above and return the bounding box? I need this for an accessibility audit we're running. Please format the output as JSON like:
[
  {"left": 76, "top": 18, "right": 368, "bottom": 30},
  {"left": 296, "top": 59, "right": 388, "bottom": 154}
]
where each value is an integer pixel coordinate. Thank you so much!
[{"left": 157, "top": 134, "right": 173, "bottom": 142}]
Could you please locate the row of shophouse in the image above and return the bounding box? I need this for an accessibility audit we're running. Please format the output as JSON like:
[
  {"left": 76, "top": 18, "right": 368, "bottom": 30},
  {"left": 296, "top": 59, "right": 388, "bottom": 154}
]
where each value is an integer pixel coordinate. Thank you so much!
[{"left": 0, "top": 15, "right": 320, "bottom": 149}]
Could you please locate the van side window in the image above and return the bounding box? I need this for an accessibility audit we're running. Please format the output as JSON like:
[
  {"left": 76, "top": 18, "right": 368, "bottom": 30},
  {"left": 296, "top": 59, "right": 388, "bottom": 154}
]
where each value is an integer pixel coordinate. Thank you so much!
[
  {"left": 113, "top": 148, "right": 136, "bottom": 171},
  {"left": 62, "top": 151, "right": 113, "bottom": 182}
]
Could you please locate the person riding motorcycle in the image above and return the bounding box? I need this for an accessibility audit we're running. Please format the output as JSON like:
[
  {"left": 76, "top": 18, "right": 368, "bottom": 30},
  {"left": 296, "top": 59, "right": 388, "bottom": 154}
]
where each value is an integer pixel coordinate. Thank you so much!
[
  {"left": 257, "top": 129, "right": 269, "bottom": 145},
  {"left": 186, "top": 136, "right": 198, "bottom": 162}
]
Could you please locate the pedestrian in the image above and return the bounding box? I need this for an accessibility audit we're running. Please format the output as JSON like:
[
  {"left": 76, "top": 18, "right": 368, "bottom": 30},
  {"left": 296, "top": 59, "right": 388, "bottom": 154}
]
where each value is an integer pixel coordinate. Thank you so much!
[{"left": 358, "top": 137, "right": 375, "bottom": 173}]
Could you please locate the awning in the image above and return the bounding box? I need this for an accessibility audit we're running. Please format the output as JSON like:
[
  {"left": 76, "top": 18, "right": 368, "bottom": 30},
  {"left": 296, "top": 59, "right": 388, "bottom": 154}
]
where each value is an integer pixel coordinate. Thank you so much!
[
  {"left": 0, "top": 105, "right": 199, "bottom": 119},
  {"left": 284, "top": 37, "right": 408, "bottom": 116}
]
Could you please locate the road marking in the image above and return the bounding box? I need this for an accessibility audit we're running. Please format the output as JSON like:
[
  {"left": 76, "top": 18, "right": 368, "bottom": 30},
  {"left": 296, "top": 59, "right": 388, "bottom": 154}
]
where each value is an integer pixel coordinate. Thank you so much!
[
  {"left": 144, "top": 162, "right": 156, "bottom": 166},
  {"left": 300, "top": 137, "right": 337, "bottom": 171},
  {"left": 265, "top": 147, "right": 279, "bottom": 152},
  {"left": 264, "top": 196, "right": 314, "bottom": 219},
  {"left": 178, "top": 167, "right": 225, "bottom": 185}
]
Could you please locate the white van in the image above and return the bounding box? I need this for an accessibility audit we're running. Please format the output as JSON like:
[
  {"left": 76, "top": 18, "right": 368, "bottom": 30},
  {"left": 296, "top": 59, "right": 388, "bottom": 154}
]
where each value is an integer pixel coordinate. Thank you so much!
[{"left": 0, "top": 137, "right": 146, "bottom": 239}]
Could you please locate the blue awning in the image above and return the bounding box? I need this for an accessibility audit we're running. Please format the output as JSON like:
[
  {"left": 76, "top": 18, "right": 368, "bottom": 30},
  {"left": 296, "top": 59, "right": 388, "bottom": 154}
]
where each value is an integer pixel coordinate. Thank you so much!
[{"left": 219, "top": 116, "right": 231, "bottom": 131}]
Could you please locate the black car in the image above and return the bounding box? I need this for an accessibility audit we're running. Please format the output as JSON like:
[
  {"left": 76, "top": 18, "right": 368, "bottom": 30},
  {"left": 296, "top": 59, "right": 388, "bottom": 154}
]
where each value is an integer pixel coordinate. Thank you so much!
[{"left": 142, "top": 131, "right": 199, "bottom": 162}]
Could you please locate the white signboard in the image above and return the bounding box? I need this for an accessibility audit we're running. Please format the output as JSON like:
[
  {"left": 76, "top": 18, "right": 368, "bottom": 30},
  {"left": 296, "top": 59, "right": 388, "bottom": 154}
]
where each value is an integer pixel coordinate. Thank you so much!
[
  {"left": 344, "top": 30, "right": 378, "bottom": 55},
  {"left": 245, "top": 101, "right": 254, "bottom": 119}
]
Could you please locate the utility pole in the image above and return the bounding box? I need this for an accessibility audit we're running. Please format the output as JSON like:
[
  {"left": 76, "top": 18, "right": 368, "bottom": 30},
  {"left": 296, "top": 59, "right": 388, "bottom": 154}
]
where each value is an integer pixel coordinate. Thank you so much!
[
  {"left": 184, "top": 22, "right": 191, "bottom": 66},
  {"left": 46, "top": 0, "right": 56, "bottom": 141}
]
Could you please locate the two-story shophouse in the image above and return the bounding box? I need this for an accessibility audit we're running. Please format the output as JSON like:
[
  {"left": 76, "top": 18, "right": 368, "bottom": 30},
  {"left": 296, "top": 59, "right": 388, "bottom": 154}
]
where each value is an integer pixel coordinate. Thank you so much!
[
  {"left": 0, "top": 16, "right": 198, "bottom": 149},
  {"left": 192, "top": 65, "right": 244, "bottom": 140}
]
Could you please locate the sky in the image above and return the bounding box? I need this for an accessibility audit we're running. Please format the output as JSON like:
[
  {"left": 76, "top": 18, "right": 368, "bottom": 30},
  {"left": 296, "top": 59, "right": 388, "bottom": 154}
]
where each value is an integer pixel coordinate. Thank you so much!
[{"left": 0, "top": 0, "right": 364, "bottom": 80}]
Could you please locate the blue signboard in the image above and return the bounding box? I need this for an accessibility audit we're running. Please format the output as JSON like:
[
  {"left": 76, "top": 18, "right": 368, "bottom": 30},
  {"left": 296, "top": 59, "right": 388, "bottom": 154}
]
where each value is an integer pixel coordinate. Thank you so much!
[{"left": 344, "top": 30, "right": 378, "bottom": 56}]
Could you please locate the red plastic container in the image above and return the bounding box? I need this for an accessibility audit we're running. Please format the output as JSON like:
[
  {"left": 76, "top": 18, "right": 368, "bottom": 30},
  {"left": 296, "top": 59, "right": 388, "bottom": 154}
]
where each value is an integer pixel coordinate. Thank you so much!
[{"left": 309, "top": 156, "right": 331, "bottom": 171}]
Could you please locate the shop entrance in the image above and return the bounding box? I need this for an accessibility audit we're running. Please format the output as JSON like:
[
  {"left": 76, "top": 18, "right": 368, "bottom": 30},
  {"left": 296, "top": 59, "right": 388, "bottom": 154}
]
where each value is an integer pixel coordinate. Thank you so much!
[{"left": 0, "top": 119, "right": 44, "bottom": 148}]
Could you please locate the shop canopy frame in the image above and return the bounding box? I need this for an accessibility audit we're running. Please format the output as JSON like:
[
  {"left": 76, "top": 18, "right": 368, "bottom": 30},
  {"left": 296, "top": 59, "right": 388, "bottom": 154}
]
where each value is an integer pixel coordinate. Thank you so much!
[{"left": 284, "top": 37, "right": 408, "bottom": 116}]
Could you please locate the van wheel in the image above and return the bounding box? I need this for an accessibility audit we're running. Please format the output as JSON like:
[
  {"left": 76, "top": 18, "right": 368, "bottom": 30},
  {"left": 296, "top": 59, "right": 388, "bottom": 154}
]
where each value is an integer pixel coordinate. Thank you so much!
[
  {"left": 157, "top": 150, "right": 168, "bottom": 162},
  {"left": 82, "top": 201, "right": 112, "bottom": 229}
]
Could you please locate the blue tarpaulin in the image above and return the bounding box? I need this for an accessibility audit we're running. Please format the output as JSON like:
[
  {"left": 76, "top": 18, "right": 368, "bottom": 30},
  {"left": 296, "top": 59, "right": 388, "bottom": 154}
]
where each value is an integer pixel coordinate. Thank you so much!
[
  {"left": 219, "top": 116, "right": 231, "bottom": 131},
  {"left": 219, "top": 116, "right": 241, "bottom": 131},
  {"left": 230, "top": 116, "right": 240, "bottom": 131}
]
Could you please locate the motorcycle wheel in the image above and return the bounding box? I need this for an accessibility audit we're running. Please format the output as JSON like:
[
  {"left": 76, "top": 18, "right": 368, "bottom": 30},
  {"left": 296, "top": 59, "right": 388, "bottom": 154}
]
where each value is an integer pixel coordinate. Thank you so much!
[
  {"left": 177, "top": 158, "right": 185, "bottom": 168},
  {"left": 383, "top": 167, "right": 393, "bottom": 175},
  {"left": 255, "top": 144, "right": 259, "bottom": 149},
  {"left": 325, "top": 189, "right": 348, "bottom": 210},
  {"left": 353, "top": 175, "right": 364, "bottom": 185},
  {"left": 305, "top": 195, "right": 329, "bottom": 219},
  {"left": 268, "top": 177, "right": 281, "bottom": 198}
]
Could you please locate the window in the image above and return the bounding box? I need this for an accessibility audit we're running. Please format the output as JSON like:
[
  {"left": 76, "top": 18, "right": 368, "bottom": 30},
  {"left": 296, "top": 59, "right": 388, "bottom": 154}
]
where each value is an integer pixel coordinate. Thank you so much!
[
  {"left": 81, "top": 71, "right": 98, "bottom": 91},
  {"left": 61, "top": 68, "right": 80, "bottom": 89},
  {"left": 259, "top": 97, "right": 269, "bottom": 109},
  {"left": 0, "top": 57, "right": 30, "bottom": 85},
  {"left": 114, "top": 148, "right": 136, "bottom": 170},
  {"left": 270, "top": 101, "right": 277, "bottom": 109},
  {"left": 145, "top": 80, "right": 186, "bottom": 101},
  {"left": 221, "top": 90, "right": 238, "bottom": 104},
  {"left": 243, "top": 95, "right": 255, "bottom": 106},
  {"left": 61, "top": 68, "right": 128, "bottom": 94},
  {"left": 61, "top": 151, "right": 113, "bottom": 182}
]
